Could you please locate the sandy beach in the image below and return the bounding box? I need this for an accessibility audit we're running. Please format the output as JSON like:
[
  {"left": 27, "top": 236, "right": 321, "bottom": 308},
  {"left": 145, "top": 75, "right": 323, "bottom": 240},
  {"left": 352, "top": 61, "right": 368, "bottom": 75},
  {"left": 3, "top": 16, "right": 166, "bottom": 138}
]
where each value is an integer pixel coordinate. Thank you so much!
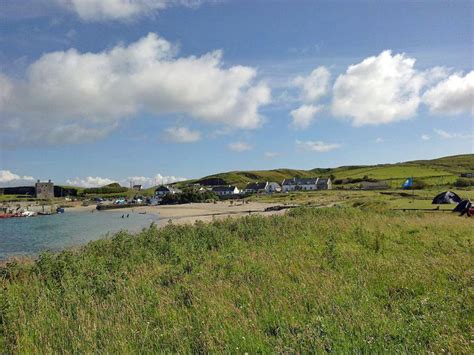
[{"left": 66, "top": 201, "right": 289, "bottom": 227}]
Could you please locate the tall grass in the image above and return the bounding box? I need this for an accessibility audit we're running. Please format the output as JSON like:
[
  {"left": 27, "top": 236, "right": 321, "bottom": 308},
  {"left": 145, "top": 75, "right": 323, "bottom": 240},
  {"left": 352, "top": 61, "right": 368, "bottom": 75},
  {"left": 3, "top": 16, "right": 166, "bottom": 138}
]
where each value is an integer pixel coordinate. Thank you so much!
[{"left": 1, "top": 207, "right": 472, "bottom": 352}]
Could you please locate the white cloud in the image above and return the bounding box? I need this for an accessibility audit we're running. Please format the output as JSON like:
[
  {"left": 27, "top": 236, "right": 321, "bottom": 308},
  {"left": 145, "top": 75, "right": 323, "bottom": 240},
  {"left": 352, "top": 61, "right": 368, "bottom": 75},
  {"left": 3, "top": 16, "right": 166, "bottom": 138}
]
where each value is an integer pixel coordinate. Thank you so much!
[
  {"left": 422, "top": 71, "right": 474, "bottom": 115},
  {"left": 375, "top": 138, "right": 384, "bottom": 143},
  {"left": 293, "top": 66, "right": 331, "bottom": 103},
  {"left": 165, "top": 126, "right": 201, "bottom": 143},
  {"left": 127, "top": 173, "right": 187, "bottom": 187},
  {"left": 66, "top": 173, "right": 187, "bottom": 188},
  {"left": 296, "top": 140, "right": 341, "bottom": 153},
  {"left": 59, "top": 0, "right": 206, "bottom": 21},
  {"left": 0, "top": 170, "right": 35, "bottom": 187},
  {"left": 228, "top": 141, "right": 252, "bottom": 152},
  {"left": 421, "top": 134, "right": 430, "bottom": 141},
  {"left": 0, "top": 74, "right": 12, "bottom": 112},
  {"left": 332, "top": 50, "right": 430, "bottom": 126},
  {"left": 264, "top": 151, "right": 280, "bottom": 159},
  {"left": 434, "top": 129, "right": 473, "bottom": 140},
  {"left": 290, "top": 104, "right": 323, "bottom": 129},
  {"left": 66, "top": 176, "right": 117, "bottom": 188},
  {"left": 0, "top": 33, "right": 271, "bottom": 146}
]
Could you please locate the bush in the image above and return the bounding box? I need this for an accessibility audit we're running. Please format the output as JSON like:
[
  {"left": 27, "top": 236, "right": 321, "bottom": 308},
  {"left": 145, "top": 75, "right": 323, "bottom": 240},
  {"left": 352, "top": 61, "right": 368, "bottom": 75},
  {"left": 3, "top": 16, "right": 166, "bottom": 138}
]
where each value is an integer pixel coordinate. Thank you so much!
[
  {"left": 161, "top": 188, "right": 218, "bottom": 204},
  {"left": 82, "top": 186, "right": 128, "bottom": 195},
  {"left": 454, "top": 178, "right": 474, "bottom": 187},
  {"left": 334, "top": 177, "right": 379, "bottom": 185},
  {"left": 407, "top": 179, "right": 426, "bottom": 190}
]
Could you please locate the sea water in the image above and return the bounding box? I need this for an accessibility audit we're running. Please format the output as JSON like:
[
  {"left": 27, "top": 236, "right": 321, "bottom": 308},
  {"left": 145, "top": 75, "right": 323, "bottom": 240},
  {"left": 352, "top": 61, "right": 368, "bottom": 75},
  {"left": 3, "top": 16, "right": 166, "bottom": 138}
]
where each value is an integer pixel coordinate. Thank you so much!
[{"left": 0, "top": 210, "right": 159, "bottom": 260}]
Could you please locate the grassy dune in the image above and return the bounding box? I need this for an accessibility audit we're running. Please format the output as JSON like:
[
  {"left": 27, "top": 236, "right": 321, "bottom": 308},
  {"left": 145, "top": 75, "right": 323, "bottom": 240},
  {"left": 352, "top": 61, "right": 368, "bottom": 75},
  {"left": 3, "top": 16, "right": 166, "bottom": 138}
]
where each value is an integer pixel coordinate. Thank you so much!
[{"left": 1, "top": 207, "right": 472, "bottom": 352}]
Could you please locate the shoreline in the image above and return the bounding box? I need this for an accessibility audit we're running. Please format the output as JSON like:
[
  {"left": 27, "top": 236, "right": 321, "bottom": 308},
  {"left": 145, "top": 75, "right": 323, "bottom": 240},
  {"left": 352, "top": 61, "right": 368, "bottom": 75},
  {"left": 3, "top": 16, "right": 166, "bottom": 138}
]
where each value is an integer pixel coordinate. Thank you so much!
[
  {"left": 0, "top": 201, "right": 289, "bottom": 265},
  {"left": 66, "top": 201, "right": 288, "bottom": 227}
]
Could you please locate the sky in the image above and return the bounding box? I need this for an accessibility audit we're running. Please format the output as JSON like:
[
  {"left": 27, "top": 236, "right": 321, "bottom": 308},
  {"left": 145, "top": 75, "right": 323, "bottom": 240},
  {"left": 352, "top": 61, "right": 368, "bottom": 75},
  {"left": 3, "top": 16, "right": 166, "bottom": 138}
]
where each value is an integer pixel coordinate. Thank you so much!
[{"left": 0, "top": 0, "right": 473, "bottom": 188}]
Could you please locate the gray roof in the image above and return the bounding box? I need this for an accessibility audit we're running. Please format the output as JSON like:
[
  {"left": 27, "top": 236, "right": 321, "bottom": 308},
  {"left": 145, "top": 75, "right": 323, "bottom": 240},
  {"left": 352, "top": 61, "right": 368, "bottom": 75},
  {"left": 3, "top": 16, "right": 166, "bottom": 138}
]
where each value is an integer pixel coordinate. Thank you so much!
[
  {"left": 282, "top": 177, "right": 319, "bottom": 186},
  {"left": 211, "top": 185, "right": 238, "bottom": 192},
  {"left": 244, "top": 182, "right": 267, "bottom": 190},
  {"left": 316, "top": 178, "right": 331, "bottom": 186},
  {"left": 155, "top": 185, "right": 179, "bottom": 193}
]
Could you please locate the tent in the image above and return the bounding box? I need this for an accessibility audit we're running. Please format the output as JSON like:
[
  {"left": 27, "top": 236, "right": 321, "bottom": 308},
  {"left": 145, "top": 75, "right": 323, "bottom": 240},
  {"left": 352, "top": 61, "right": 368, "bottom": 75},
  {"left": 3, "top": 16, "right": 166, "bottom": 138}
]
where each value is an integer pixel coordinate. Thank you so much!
[
  {"left": 452, "top": 200, "right": 472, "bottom": 214},
  {"left": 432, "top": 191, "right": 462, "bottom": 204}
]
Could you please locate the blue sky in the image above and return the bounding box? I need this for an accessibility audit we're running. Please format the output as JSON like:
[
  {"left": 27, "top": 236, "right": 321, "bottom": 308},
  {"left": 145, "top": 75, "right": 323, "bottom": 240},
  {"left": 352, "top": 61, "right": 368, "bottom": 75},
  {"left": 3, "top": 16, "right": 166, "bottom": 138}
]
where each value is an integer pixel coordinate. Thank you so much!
[{"left": 0, "top": 0, "right": 472, "bottom": 187}]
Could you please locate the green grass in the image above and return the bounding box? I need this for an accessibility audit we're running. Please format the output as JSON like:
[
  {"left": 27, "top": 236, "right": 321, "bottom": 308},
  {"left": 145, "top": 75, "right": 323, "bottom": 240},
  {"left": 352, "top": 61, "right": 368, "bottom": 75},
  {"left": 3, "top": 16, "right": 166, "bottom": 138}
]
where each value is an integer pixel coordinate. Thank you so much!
[
  {"left": 1, "top": 207, "right": 472, "bottom": 352},
  {"left": 246, "top": 188, "right": 474, "bottom": 207}
]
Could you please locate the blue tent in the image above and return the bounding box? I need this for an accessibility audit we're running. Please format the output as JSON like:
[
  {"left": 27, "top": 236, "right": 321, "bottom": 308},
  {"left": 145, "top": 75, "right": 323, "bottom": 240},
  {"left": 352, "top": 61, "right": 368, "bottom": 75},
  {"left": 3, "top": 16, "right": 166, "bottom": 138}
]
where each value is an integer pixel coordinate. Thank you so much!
[{"left": 402, "top": 177, "right": 413, "bottom": 189}]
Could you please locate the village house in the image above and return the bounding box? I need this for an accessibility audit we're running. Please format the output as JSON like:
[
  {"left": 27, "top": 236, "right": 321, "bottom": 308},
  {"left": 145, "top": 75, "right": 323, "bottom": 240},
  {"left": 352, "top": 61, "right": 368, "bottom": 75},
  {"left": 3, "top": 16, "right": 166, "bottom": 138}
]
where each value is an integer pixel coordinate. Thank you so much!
[
  {"left": 316, "top": 178, "right": 332, "bottom": 190},
  {"left": 155, "top": 185, "right": 180, "bottom": 197},
  {"left": 266, "top": 182, "right": 282, "bottom": 193},
  {"left": 243, "top": 182, "right": 268, "bottom": 194},
  {"left": 211, "top": 185, "right": 240, "bottom": 196},
  {"left": 282, "top": 177, "right": 332, "bottom": 192}
]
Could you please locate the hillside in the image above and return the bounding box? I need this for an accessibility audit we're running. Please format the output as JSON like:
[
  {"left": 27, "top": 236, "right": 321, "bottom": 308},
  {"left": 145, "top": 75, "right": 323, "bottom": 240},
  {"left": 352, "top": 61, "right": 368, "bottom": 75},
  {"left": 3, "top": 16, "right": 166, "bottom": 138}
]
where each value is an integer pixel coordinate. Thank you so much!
[{"left": 173, "top": 154, "right": 473, "bottom": 189}]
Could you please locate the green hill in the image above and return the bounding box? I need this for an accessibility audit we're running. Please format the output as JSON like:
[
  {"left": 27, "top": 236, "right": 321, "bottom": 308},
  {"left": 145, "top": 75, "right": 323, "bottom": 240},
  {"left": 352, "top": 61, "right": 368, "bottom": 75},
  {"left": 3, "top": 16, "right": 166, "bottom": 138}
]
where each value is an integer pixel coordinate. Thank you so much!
[{"left": 172, "top": 154, "right": 473, "bottom": 189}]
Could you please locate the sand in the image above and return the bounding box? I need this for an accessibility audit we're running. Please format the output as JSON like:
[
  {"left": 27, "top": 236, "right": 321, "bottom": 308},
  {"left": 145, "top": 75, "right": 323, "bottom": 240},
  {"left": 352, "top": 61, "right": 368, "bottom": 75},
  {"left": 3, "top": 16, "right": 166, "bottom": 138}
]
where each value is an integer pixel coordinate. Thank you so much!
[{"left": 66, "top": 201, "right": 289, "bottom": 227}]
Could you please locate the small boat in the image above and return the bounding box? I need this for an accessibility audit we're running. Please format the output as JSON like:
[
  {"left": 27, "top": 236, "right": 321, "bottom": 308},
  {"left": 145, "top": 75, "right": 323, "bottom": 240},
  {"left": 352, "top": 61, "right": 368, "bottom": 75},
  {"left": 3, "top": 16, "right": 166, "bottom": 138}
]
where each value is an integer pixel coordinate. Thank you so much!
[
  {"left": 56, "top": 207, "right": 65, "bottom": 214},
  {"left": 21, "top": 211, "right": 37, "bottom": 217},
  {"left": 0, "top": 213, "right": 20, "bottom": 219}
]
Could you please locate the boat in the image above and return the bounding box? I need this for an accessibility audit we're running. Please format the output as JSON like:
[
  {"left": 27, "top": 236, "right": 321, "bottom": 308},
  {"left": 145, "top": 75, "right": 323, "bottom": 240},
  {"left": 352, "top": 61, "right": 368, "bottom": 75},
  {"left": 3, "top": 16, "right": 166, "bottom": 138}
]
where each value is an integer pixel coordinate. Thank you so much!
[
  {"left": 20, "top": 211, "right": 37, "bottom": 217},
  {"left": 56, "top": 207, "right": 65, "bottom": 214},
  {"left": 0, "top": 213, "right": 21, "bottom": 219}
]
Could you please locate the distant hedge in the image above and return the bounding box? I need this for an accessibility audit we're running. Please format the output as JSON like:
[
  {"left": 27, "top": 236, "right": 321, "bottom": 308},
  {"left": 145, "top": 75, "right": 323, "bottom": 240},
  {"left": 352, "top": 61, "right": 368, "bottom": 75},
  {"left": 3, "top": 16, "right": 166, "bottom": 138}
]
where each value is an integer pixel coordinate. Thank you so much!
[
  {"left": 334, "top": 177, "right": 378, "bottom": 185},
  {"left": 82, "top": 186, "right": 129, "bottom": 195},
  {"left": 161, "top": 189, "right": 217, "bottom": 204},
  {"left": 454, "top": 178, "right": 474, "bottom": 187}
]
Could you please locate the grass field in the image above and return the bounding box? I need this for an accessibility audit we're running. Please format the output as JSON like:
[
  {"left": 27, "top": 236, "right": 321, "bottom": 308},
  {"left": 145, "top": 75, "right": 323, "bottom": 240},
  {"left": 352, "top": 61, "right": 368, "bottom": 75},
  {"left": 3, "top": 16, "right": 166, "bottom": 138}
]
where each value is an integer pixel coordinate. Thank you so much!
[
  {"left": 247, "top": 188, "right": 474, "bottom": 210},
  {"left": 174, "top": 154, "right": 473, "bottom": 189},
  {"left": 1, "top": 206, "right": 472, "bottom": 352}
]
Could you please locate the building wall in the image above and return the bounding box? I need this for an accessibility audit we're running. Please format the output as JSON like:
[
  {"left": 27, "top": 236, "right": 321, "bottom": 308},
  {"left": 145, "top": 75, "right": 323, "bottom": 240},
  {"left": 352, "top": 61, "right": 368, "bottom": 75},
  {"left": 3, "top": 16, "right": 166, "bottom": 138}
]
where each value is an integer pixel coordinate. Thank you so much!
[
  {"left": 35, "top": 181, "right": 54, "bottom": 199},
  {"left": 282, "top": 184, "right": 317, "bottom": 192}
]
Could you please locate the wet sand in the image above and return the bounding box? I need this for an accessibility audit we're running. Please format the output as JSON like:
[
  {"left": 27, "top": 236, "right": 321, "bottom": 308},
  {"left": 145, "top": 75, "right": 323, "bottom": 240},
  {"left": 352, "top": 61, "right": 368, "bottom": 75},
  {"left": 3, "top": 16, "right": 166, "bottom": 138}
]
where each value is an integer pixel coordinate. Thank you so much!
[{"left": 67, "top": 201, "right": 289, "bottom": 227}]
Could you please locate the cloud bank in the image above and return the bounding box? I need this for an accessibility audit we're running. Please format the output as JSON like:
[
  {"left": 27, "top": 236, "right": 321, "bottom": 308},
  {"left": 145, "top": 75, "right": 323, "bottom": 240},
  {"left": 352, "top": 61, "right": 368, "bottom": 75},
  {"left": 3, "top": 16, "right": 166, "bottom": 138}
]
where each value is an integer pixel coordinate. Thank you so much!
[
  {"left": 293, "top": 66, "right": 331, "bottom": 103},
  {"left": 228, "top": 141, "right": 252, "bottom": 152},
  {"left": 290, "top": 66, "right": 329, "bottom": 128},
  {"left": 0, "top": 170, "right": 35, "bottom": 187},
  {"left": 0, "top": 33, "right": 270, "bottom": 146},
  {"left": 59, "top": 0, "right": 208, "bottom": 21},
  {"left": 66, "top": 173, "right": 186, "bottom": 188},
  {"left": 165, "top": 126, "right": 201, "bottom": 143},
  {"left": 332, "top": 50, "right": 429, "bottom": 126},
  {"left": 423, "top": 71, "right": 474, "bottom": 115},
  {"left": 296, "top": 140, "right": 341, "bottom": 153},
  {"left": 290, "top": 104, "right": 323, "bottom": 129}
]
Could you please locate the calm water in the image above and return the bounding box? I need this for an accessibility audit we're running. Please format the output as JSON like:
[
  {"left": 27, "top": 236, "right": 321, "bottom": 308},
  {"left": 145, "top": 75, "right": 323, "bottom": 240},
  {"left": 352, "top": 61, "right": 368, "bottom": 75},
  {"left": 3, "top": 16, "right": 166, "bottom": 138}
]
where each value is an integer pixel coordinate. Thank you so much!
[{"left": 0, "top": 211, "right": 160, "bottom": 260}]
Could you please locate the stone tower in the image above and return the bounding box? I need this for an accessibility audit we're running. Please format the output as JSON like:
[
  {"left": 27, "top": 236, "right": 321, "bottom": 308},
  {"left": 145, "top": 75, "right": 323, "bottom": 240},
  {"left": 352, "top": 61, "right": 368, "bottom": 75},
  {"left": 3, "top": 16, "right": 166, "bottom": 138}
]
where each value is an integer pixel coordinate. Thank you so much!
[{"left": 35, "top": 179, "right": 54, "bottom": 199}]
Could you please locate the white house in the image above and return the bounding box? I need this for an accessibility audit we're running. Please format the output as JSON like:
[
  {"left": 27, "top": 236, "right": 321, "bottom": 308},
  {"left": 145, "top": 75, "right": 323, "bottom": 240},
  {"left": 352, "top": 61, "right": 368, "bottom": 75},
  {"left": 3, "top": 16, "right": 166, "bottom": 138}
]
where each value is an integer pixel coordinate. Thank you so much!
[
  {"left": 155, "top": 185, "right": 180, "bottom": 197},
  {"left": 211, "top": 185, "right": 240, "bottom": 196},
  {"left": 281, "top": 177, "right": 331, "bottom": 192},
  {"left": 266, "top": 182, "right": 282, "bottom": 193}
]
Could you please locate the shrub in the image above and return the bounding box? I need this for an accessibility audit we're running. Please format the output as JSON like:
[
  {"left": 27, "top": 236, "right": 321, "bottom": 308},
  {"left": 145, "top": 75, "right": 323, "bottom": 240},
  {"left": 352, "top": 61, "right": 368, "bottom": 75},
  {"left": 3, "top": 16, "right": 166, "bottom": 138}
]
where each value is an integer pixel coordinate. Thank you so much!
[
  {"left": 161, "top": 188, "right": 218, "bottom": 205},
  {"left": 454, "top": 178, "right": 474, "bottom": 187}
]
